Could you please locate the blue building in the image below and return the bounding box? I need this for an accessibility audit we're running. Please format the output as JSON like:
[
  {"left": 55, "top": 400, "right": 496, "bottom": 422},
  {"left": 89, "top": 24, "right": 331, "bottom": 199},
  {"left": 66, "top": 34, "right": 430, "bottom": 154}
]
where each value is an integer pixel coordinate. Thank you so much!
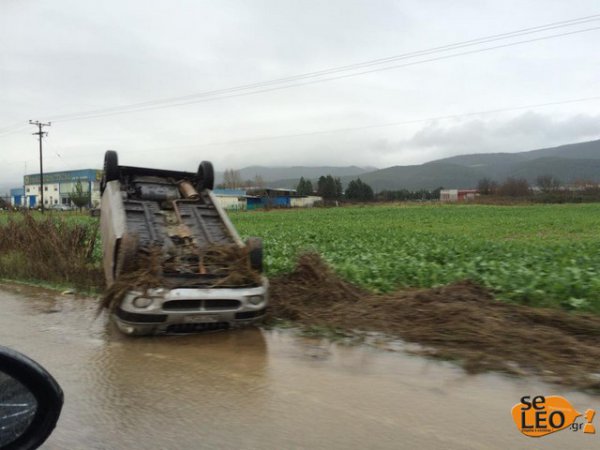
[
  {"left": 246, "top": 188, "right": 294, "bottom": 210},
  {"left": 18, "top": 169, "right": 102, "bottom": 208},
  {"left": 10, "top": 188, "right": 24, "bottom": 207}
]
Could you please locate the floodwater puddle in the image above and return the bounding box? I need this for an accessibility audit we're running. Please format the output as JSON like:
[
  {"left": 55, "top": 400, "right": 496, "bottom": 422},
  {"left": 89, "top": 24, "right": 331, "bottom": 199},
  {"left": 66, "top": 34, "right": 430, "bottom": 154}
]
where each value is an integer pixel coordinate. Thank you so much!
[{"left": 0, "top": 283, "right": 597, "bottom": 449}]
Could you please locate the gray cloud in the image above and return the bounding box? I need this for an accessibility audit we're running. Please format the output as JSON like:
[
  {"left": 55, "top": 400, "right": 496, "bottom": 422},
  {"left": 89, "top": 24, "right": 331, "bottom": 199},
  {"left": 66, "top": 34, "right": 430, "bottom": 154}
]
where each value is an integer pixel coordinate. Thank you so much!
[{"left": 1, "top": 0, "right": 600, "bottom": 190}]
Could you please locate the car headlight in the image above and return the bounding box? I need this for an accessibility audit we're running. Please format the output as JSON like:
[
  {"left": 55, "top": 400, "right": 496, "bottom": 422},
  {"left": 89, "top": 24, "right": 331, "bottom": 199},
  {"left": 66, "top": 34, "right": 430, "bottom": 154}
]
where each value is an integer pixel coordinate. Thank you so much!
[
  {"left": 248, "top": 295, "right": 264, "bottom": 306},
  {"left": 133, "top": 297, "right": 154, "bottom": 308}
]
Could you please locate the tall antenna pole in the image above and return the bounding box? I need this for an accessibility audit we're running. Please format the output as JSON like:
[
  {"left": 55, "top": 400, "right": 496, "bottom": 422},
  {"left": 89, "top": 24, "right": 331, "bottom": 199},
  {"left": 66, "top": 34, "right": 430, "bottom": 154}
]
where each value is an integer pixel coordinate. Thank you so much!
[{"left": 29, "top": 120, "right": 51, "bottom": 213}]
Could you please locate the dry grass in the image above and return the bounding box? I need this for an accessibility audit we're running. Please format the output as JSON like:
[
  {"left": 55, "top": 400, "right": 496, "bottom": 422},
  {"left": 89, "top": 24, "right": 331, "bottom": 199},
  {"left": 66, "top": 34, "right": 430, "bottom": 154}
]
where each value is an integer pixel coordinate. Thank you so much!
[{"left": 0, "top": 213, "right": 103, "bottom": 291}]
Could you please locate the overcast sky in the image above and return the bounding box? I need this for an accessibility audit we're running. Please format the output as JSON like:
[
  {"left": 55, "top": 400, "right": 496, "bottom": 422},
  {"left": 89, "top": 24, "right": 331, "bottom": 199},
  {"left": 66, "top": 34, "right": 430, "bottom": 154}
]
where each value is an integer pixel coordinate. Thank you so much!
[{"left": 1, "top": 0, "right": 599, "bottom": 188}]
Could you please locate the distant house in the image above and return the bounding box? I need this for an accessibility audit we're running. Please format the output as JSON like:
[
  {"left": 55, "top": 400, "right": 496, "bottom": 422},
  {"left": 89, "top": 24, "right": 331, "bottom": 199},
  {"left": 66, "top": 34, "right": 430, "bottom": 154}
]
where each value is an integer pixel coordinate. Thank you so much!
[{"left": 440, "top": 189, "right": 478, "bottom": 202}]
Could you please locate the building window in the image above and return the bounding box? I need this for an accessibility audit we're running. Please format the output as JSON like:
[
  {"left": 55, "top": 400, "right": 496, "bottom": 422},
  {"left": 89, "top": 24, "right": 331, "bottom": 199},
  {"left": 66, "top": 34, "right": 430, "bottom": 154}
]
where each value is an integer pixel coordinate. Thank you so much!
[
  {"left": 26, "top": 188, "right": 30, "bottom": 193},
  {"left": 44, "top": 186, "right": 48, "bottom": 191},
  {"left": 54, "top": 186, "right": 58, "bottom": 191}
]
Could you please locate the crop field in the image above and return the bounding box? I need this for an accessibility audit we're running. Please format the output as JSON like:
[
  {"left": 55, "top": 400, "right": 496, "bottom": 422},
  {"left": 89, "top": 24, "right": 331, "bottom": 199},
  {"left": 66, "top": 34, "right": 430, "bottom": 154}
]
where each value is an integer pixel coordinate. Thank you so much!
[
  {"left": 2, "top": 204, "right": 599, "bottom": 313},
  {"left": 231, "top": 203, "right": 600, "bottom": 313}
]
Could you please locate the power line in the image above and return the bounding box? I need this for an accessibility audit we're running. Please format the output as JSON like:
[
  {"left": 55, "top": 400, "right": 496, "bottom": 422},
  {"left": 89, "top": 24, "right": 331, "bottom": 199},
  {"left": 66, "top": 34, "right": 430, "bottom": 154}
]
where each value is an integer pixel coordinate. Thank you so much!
[
  {"left": 46, "top": 25, "right": 600, "bottom": 124},
  {"left": 42, "top": 14, "right": 600, "bottom": 121},
  {"left": 0, "top": 124, "right": 30, "bottom": 138},
  {"left": 0, "top": 14, "right": 594, "bottom": 126}
]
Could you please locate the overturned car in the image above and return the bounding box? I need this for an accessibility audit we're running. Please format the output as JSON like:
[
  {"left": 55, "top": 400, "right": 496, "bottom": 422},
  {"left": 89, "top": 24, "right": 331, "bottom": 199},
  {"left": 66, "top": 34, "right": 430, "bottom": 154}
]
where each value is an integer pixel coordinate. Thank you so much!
[{"left": 100, "top": 150, "right": 268, "bottom": 335}]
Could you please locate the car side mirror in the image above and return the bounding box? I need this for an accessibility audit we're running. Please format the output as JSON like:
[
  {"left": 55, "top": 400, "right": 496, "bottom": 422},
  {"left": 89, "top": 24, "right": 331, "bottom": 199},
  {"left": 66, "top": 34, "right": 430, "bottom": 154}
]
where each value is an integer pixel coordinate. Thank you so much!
[{"left": 0, "top": 346, "right": 63, "bottom": 450}]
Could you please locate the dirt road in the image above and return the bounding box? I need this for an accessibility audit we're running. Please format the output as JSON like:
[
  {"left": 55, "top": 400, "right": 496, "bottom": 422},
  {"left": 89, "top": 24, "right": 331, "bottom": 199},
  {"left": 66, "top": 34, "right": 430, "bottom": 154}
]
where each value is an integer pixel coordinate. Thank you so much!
[{"left": 0, "top": 284, "right": 597, "bottom": 449}]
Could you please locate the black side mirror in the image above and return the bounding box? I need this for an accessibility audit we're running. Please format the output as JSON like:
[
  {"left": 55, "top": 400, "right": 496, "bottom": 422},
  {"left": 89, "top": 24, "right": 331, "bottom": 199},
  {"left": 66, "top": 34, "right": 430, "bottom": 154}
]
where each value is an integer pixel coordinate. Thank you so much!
[{"left": 0, "top": 346, "right": 63, "bottom": 450}]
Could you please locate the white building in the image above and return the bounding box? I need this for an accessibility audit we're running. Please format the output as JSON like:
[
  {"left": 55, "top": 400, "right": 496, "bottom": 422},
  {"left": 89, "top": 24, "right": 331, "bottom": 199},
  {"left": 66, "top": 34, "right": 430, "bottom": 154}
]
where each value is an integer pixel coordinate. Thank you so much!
[
  {"left": 290, "top": 196, "right": 322, "bottom": 207},
  {"left": 19, "top": 169, "right": 102, "bottom": 208}
]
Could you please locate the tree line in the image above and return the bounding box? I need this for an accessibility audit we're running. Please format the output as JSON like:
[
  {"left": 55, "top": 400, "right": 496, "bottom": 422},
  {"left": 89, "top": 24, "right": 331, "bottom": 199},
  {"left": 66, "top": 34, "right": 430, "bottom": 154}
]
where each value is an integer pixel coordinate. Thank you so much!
[
  {"left": 298, "top": 175, "right": 441, "bottom": 202},
  {"left": 478, "top": 175, "right": 600, "bottom": 202},
  {"left": 217, "top": 169, "right": 265, "bottom": 189},
  {"left": 218, "top": 168, "right": 600, "bottom": 204}
]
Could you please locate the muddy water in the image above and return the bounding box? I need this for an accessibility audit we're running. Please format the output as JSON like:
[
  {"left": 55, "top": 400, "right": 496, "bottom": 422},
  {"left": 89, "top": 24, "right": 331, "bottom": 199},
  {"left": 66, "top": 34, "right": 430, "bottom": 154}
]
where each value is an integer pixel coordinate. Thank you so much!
[{"left": 0, "top": 284, "right": 598, "bottom": 450}]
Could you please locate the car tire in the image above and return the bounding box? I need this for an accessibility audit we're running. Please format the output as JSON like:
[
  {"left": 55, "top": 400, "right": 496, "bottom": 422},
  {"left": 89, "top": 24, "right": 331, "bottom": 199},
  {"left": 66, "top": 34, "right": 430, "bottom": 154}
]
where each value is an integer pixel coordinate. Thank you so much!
[
  {"left": 115, "top": 236, "right": 139, "bottom": 278},
  {"left": 101, "top": 150, "right": 119, "bottom": 195},
  {"left": 246, "top": 237, "right": 263, "bottom": 273},
  {"left": 196, "top": 161, "right": 214, "bottom": 191}
]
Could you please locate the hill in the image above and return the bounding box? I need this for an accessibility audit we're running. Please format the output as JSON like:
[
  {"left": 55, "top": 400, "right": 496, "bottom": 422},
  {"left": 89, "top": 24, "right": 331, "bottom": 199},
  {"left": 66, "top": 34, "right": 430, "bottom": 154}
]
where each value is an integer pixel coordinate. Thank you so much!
[{"left": 269, "top": 139, "right": 600, "bottom": 191}]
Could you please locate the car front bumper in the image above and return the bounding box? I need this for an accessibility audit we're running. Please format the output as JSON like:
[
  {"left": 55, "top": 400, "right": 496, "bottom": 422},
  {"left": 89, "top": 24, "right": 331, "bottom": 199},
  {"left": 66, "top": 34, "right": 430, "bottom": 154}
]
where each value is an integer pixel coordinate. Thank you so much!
[{"left": 112, "top": 279, "right": 269, "bottom": 335}]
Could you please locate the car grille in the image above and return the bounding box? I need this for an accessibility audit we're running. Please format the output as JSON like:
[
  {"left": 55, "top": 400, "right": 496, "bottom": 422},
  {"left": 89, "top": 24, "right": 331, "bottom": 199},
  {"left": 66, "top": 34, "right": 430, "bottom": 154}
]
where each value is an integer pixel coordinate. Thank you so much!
[
  {"left": 166, "top": 322, "right": 230, "bottom": 333},
  {"left": 115, "top": 308, "right": 168, "bottom": 323},
  {"left": 163, "top": 299, "right": 241, "bottom": 311},
  {"left": 235, "top": 308, "right": 267, "bottom": 320}
]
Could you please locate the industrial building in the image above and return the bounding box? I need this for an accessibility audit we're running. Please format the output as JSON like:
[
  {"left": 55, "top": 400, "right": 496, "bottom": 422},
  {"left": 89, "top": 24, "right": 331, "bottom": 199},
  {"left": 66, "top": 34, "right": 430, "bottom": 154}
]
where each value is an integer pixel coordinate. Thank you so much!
[
  {"left": 213, "top": 188, "right": 322, "bottom": 210},
  {"left": 11, "top": 175, "right": 322, "bottom": 210},
  {"left": 12, "top": 169, "right": 102, "bottom": 208}
]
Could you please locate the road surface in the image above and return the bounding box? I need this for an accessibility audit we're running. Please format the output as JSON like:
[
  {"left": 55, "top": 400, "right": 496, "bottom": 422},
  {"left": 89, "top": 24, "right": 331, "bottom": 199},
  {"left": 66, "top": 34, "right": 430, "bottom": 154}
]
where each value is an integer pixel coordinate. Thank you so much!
[{"left": 0, "top": 283, "right": 597, "bottom": 449}]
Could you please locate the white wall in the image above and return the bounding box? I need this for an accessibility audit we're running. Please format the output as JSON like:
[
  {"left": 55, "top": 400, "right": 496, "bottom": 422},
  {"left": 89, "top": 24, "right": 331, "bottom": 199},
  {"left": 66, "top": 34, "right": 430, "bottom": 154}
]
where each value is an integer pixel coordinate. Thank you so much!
[
  {"left": 214, "top": 195, "right": 246, "bottom": 211},
  {"left": 291, "top": 196, "right": 322, "bottom": 207},
  {"left": 440, "top": 189, "right": 458, "bottom": 202}
]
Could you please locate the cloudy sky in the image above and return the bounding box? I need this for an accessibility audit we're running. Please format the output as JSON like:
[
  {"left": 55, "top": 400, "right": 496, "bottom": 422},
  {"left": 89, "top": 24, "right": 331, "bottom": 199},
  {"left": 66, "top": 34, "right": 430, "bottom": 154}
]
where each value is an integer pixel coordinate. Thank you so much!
[{"left": 1, "top": 0, "right": 599, "bottom": 188}]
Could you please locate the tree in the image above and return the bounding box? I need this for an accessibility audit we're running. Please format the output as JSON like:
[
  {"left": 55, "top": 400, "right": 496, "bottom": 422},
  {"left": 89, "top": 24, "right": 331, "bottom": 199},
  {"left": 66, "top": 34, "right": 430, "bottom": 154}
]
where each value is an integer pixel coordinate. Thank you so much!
[
  {"left": 536, "top": 174, "right": 561, "bottom": 193},
  {"left": 345, "top": 178, "right": 374, "bottom": 201},
  {"left": 497, "top": 177, "right": 530, "bottom": 197},
  {"left": 70, "top": 180, "right": 90, "bottom": 210},
  {"left": 223, "top": 169, "right": 243, "bottom": 189},
  {"left": 477, "top": 178, "right": 498, "bottom": 195},
  {"left": 431, "top": 186, "right": 444, "bottom": 200},
  {"left": 296, "top": 177, "right": 314, "bottom": 196},
  {"left": 334, "top": 177, "right": 343, "bottom": 199},
  {"left": 317, "top": 175, "right": 342, "bottom": 200}
]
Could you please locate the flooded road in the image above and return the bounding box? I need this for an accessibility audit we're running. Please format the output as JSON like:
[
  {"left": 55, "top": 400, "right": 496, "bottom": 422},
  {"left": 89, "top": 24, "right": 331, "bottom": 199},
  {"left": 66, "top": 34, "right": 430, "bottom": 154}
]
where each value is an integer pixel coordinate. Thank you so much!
[{"left": 0, "top": 283, "right": 598, "bottom": 449}]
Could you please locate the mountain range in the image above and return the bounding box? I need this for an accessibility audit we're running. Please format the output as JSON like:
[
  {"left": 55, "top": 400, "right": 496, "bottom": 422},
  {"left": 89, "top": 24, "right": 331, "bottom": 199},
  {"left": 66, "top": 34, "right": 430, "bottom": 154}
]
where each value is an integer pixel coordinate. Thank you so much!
[
  {"left": 264, "top": 139, "right": 600, "bottom": 191},
  {"left": 2, "top": 139, "right": 600, "bottom": 196}
]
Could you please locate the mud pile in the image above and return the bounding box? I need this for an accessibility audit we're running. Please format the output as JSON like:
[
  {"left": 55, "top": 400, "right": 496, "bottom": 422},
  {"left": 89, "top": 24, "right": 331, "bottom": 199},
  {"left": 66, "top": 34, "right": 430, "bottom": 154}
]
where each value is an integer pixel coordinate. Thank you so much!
[{"left": 270, "top": 253, "right": 600, "bottom": 389}]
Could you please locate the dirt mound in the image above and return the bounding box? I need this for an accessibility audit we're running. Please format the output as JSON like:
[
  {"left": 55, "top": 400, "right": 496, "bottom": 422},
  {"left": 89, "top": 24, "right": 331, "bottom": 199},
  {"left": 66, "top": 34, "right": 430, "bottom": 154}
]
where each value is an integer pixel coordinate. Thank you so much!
[{"left": 270, "top": 253, "right": 600, "bottom": 390}]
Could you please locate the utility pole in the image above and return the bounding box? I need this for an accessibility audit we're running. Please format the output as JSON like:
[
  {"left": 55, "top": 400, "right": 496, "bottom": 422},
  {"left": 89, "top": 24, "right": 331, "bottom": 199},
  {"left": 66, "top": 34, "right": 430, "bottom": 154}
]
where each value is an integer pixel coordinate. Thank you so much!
[
  {"left": 23, "top": 162, "right": 27, "bottom": 208},
  {"left": 29, "top": 120, "right": 51, "bottom": 213}
]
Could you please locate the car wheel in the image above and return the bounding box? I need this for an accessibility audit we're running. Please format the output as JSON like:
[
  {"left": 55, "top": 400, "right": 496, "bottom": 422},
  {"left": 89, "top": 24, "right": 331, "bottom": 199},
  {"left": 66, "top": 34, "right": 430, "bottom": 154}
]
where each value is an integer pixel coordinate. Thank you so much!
[
  {"left": 196, "top": 161, "right": 214, "bottom": 191},
  {"left": 101, "top": 150, "right": 119, "bottom": 195},
  {"left": 246, "top": 237, "right": 263, "bottom": 273}
]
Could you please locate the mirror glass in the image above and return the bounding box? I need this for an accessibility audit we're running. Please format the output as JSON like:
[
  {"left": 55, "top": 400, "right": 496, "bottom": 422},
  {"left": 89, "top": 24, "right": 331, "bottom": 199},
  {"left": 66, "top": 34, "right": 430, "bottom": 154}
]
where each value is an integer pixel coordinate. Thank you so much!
[{"left": 0, "top": 371, "right": 38, "bottom": 447}]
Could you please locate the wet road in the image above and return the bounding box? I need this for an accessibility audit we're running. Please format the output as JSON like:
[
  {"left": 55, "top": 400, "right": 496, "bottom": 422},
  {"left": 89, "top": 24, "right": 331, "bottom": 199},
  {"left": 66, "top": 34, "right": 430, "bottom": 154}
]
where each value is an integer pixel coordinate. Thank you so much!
[{"left": 0, "top": 283, "right": 598, "bottom": 449}]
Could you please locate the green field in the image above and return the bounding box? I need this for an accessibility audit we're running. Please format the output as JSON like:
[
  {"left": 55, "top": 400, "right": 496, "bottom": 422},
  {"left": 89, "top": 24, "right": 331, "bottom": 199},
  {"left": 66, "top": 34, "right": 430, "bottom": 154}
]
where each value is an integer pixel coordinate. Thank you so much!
[
  {"left": 231, "top": 204, "right": 600, "bottom": 312},
  {"left": 2, "top": 204, "right": 599, "bottom": 313}
]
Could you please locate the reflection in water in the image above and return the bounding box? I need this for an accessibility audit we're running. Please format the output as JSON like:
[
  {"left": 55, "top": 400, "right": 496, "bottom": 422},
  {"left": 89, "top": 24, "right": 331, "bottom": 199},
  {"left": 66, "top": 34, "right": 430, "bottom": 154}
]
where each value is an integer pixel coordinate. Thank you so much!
[
  {"left": 0, "top": 284, "right": 599, "bottom": 450},
  {"left": 92, "top": 326, "right": 269, "bottom": 430},
  {"left": 61, "top": 321, "right": 269, "bottom": 449},
  {"left": 0, "top": 372, "right": 37, "bottom": 447}
]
